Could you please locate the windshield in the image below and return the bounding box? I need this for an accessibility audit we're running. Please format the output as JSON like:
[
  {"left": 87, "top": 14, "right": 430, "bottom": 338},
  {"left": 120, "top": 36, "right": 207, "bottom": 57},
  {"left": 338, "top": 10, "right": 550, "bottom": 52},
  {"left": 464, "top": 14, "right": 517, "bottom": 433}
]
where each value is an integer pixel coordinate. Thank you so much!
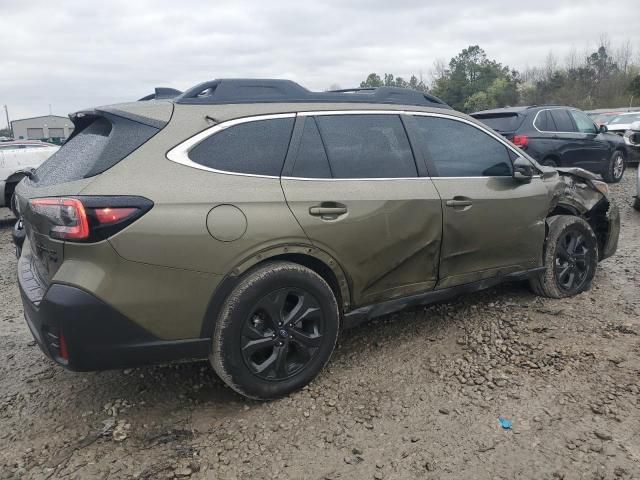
[
  {"left": 591, "top": 113, "right": 620, "bottom": 124},
  {"left": 608, "top": 113, "right": 640, "bottom": 125}
]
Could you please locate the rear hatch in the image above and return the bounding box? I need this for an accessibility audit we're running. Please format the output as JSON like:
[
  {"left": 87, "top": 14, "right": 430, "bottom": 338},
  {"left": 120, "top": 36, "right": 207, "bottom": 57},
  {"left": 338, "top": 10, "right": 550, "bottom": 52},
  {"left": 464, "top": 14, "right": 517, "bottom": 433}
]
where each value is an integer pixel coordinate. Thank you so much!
[
  {"left": 15, "top": 102, "right": 172, "bottom": 288},
  {"left": 471, "top": 112, "right": 526, "bottom": 140}
]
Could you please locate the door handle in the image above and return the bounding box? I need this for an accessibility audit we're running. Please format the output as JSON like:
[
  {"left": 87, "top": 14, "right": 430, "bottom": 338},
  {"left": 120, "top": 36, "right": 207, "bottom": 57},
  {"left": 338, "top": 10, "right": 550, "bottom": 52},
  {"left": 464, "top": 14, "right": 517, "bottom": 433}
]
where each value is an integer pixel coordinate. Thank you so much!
[
  {"left": 445, "top": 199, "right": 473, "bottom": 208},
  {"left": 309, "top": 203, "right": 348, "bottom": 217}
]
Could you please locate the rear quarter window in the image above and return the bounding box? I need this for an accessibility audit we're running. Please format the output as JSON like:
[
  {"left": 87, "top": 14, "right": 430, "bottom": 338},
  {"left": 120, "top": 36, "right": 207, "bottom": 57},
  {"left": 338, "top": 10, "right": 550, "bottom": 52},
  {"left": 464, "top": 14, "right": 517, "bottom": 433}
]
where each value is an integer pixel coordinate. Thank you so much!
[
  {"left": 33, "top": 114, "right": 160, "bottom": 187},
  {"left": 188, "top": 118, "right": 294, "bottom": 176},
  {"left": 534, "top": 110, "right": 556, "bottom": 132}
]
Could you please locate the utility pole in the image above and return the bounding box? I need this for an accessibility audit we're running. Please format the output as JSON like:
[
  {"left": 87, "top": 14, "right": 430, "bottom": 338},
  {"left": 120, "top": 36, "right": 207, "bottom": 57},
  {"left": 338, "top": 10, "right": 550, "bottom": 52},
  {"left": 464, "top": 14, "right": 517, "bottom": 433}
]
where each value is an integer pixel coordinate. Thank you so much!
[{"left": 3, "top": 105, "right": 11, "bottom": 138}]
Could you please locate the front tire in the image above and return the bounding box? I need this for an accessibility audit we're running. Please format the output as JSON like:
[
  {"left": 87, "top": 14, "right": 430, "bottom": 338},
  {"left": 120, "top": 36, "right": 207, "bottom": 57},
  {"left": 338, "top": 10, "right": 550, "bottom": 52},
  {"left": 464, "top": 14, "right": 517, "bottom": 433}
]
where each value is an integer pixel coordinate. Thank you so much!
[
  {"left": 529, "top": 215, "right": 598, "bottom": 299},
  {"left": 603, "top": 150, "right": 625, "bottom": 183},
  {"left": 211, "top": 261, "right": 339, "bottom": 400}
]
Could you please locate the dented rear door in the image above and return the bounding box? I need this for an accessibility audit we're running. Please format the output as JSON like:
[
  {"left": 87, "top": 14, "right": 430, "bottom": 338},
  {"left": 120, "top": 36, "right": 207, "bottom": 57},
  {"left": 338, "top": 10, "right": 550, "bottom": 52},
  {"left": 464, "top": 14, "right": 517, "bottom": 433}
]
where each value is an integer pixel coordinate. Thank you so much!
[{"left": 281, "top": 113, "right": 443, "bottom": 308}]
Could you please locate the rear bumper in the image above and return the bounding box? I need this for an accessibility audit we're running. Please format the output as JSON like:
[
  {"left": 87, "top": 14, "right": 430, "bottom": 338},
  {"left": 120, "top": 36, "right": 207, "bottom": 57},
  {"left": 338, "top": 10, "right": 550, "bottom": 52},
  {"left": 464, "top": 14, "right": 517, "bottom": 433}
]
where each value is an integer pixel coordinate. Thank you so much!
[{"left": 18, "top": 256, "right": 209, "bottom": 371}]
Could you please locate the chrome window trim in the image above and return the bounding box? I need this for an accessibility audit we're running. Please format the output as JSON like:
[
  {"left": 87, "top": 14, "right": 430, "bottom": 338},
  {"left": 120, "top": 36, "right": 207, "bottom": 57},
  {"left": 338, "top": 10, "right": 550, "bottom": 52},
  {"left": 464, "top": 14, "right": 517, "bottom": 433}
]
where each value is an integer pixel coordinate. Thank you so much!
[
  {"left": 408, "top": 111, "right": 526, "bottom": 160},
  {"left": 532, "top": 107, "right": 590, "bottom": 134},
  {"left": 166, "top": 112, "right": 296, "bottom": 179},
  {"left": 166, "top": 109, "right": 538, "bottom": 180}
]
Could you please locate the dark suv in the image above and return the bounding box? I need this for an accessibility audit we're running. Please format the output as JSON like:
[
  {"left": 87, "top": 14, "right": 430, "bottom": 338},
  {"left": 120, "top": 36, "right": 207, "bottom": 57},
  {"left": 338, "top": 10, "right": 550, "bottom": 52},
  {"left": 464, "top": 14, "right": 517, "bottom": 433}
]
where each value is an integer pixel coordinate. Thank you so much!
[{"left": 471, "top": 106, "right": 628, "bottom": 183}]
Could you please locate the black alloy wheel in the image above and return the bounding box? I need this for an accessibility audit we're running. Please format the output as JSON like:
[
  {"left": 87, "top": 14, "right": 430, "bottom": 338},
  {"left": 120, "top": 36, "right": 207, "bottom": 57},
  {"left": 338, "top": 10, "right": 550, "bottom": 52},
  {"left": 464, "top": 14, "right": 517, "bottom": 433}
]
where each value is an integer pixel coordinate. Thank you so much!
[
  {"left": 554, "top": 230, "right": 592, "bottom": 293},
  {"left": 241, "top": 288, "right": 324, "bottom": 381}
]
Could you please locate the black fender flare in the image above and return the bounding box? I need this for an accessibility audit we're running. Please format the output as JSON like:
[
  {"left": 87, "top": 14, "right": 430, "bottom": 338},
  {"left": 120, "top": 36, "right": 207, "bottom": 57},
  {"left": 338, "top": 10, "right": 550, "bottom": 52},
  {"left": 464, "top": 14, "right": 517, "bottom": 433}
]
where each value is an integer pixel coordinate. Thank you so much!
[{"left": 199, "top": 244, "right": 350, "bottom": 338}]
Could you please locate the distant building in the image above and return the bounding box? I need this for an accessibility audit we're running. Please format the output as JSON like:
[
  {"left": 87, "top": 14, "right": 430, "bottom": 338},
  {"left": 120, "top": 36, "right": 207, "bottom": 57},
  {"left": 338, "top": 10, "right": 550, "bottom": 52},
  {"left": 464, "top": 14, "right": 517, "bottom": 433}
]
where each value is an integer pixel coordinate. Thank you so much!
[{"left": 11, "top": 115, "right": 74, "bottom": 143}]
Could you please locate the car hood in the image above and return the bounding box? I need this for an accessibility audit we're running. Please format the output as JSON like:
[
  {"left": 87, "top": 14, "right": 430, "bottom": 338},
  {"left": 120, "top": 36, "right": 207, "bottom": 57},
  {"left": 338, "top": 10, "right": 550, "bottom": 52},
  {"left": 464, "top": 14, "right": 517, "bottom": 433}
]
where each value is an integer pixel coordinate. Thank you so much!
[
  {"left": 607, "top": 124, "right": 634, "bottom": 132},
  {"left": 554, "top": 166, "right": 600, "bottom": 181}
]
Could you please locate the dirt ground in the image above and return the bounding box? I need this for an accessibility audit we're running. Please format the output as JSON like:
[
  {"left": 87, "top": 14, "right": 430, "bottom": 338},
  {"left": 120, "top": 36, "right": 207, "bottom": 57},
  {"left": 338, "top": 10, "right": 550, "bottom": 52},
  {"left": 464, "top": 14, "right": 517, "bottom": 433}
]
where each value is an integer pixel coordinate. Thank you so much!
[{"left": 1, "top": 170, "right": 639, "bottom": 480}]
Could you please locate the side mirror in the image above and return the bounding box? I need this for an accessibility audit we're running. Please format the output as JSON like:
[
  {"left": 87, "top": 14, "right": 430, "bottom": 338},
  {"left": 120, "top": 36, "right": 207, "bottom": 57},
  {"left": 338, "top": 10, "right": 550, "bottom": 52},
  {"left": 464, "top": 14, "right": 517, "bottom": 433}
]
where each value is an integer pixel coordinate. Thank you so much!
[
  {"left": 513, "top": 156, "right": 534, "bottom": 182},
  {"left": 599, "top": 124, "right": 608, "bottom": 133}
]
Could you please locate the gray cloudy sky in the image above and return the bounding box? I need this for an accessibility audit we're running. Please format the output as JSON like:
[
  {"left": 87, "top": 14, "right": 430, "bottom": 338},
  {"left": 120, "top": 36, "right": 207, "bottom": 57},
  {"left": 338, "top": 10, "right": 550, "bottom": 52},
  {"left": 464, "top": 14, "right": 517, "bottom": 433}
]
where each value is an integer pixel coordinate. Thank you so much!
[{"left": 0, "top": 0, "right": 637, "bottom": 123}]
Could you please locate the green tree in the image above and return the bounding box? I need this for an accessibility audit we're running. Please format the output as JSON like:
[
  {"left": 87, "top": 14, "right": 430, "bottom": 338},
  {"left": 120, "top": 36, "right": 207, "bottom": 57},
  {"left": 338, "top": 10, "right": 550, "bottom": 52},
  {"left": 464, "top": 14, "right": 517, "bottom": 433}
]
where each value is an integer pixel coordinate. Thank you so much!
[
  {"left": 431, "top": 45, "right": 519, "bottom": 111},
  {"left": 359, "top": 73, "right": 428, "bottom": 92},
  {"left": 360, "top": 73, "right": 383, "bottom": 88},
  {"left": 0, "top": 128, "right": 11, "bottom": 138}
]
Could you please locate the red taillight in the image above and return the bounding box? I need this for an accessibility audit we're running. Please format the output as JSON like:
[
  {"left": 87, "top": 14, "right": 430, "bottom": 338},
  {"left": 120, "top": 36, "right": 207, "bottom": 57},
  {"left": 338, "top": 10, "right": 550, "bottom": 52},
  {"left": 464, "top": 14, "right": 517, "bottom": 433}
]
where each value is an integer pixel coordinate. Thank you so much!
[
  {"left": 30, "top": 197, "right": 90, "bottom": 240},
  {"left": 28, "top": 196, "right": 151, "bottom": 242},
  {"left": 94, "top": 207, "right": 137, "bottom": 225},
  {"left": 59, "top": 332, "right": 69, "bottom": 361},
  {"left": 512, "top": 135, "right": 529, "bottom": 148}
]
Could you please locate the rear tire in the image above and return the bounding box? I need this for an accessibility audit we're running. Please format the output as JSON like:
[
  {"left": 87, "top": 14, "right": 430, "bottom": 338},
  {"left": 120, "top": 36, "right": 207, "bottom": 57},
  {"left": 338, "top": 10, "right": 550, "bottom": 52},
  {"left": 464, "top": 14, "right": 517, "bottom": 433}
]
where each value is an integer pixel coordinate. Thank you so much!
[
  {"left": 529, "top": 215, "right": 598, "bottom": 299},
  {"left": 602, "top": 150, "right": 625, "bottom": 183},
  {"left": 211, "top": 261, "right": 339, "bottom": 400}
]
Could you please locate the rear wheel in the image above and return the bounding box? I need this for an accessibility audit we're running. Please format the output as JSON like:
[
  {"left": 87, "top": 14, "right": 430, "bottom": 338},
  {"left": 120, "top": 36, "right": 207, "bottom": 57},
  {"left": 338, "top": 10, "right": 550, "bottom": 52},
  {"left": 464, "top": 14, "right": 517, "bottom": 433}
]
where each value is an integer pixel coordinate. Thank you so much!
[
  {"left": 211, "top": 261, "right": 339, "bottom": 400},
  {"left": 603, "top": 150, "right": 625, "bottom": 183},
  {"left": 529, "top": 215, "right": 598, "bottom": 299}
]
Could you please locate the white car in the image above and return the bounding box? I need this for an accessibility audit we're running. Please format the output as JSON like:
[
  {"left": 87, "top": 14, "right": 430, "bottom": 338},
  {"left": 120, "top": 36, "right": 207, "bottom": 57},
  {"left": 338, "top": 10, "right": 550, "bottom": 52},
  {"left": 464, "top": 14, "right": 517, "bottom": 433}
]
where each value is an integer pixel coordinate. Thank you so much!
[
  {"left": 606, "top": 112, "right": 640, "bottom": 135},
  {"left": 0, "top": 141, "right": 59, "bottom": 208},
  {"left": 628, "top": 122, "right": 640, "bottom": 211}
]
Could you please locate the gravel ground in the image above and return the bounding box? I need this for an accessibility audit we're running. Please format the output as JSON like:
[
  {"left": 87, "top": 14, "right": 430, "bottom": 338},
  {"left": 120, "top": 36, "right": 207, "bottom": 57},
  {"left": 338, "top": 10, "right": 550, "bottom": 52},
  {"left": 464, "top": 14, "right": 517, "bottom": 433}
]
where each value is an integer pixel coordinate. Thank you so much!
[{"left": 1, "top": 170, "right": 639, "bottom": 480}]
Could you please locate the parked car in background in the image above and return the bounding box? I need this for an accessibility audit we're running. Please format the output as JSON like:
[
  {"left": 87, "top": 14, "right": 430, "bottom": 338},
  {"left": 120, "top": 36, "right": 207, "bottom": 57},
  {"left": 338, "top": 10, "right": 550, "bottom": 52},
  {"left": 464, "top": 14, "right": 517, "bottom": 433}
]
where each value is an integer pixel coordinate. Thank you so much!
[
  {"left": 625, "top": 120, "right": 640, "bottom": 165},
  {"left": 635, "top": 166, "right": 640, "bottom": 211},
  {"left": 605, "top": 112, "right": 640, "bottom": 136},
  {"left": 12, "top": 79, "right": 619, "bottom": 399},
  {"left": 471, "top": 106, "right": 628, "bottom": 183},
  {"left": 0, "top": 140, "right": 59, "bottom": 208},
  {"left": 587, "top": 111, "right": 625, "bottom": 126}
]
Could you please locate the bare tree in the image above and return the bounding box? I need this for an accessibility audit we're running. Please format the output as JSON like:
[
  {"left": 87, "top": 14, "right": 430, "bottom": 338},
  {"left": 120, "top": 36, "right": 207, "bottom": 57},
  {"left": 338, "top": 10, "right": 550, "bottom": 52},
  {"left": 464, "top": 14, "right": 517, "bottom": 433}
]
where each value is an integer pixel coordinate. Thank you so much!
[
  {"left": 429, "top": 58, "right": 448, "bottom": 84},
  {"left": 565, "top": 46, "right": 578, "bottom": 71},
  {"left": 544, "top": 51, "right": 557, "bottom": 80},
  {"left": 615, "top": 40, "right": 633, "bottom": 73}
]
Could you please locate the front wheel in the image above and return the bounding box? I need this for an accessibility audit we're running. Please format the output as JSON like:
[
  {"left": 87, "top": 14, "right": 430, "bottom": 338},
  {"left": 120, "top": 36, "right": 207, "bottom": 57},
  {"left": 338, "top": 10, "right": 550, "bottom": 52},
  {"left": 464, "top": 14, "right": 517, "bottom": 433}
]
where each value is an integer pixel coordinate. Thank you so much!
[
  {"left": 211, "top": 261, "right": 339, "bottom": 400},
  {"left": 529, "top": 215, "right": 599, "bottom": 299},
  {"left": 603, "top": 151, "right": 625, "bottom": 183}
]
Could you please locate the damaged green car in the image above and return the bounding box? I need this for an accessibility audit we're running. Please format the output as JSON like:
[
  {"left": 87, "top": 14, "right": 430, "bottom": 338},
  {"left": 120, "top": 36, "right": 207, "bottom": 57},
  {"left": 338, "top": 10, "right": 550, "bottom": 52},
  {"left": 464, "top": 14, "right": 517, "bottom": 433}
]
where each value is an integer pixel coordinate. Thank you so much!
[{"left": 12, "top": 79, "right": 619, "bottom": 399}]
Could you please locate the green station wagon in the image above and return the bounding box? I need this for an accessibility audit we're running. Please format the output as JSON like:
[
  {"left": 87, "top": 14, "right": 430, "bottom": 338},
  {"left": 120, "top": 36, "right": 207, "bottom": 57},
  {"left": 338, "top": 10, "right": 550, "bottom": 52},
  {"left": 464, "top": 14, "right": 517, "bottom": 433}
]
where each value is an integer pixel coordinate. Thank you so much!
[{"left": 12, "top": 79, "right": 619, "bottom": 399}]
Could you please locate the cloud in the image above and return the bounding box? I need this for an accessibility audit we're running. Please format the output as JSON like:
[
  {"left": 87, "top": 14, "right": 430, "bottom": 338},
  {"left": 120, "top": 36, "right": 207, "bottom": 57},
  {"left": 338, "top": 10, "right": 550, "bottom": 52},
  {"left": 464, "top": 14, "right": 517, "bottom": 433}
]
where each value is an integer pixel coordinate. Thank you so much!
[{"left": 0, "top": 0, "right": 637, "bottom": 121}]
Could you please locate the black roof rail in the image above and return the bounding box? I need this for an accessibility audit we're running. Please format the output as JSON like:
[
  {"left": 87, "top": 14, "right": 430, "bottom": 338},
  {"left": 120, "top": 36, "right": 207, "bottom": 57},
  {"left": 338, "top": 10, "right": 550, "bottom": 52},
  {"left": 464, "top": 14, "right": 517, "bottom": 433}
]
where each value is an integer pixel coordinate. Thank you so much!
[
  {"left": 174, "top": 79, "right": 451, "bottom": 109},
  {"left": 139, "top": 87, "right": 183, "bottom": 101}
]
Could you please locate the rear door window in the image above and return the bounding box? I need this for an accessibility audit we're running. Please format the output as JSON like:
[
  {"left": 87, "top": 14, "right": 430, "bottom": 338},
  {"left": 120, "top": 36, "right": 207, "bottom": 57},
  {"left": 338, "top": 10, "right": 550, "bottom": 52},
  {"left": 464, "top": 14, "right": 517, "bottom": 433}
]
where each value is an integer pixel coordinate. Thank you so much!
[
  {"left": 291, "top": 117, "right": 332, "bottom": 178},
  {"left": 412, "top": 115, "right": 513, "bottom": 177},
  {"left": 314, "top": 114, "right": 417, "bottom": 178},
  {"left": 550, "top": 109, "right": 576, "bottom": 132},
  {"left": 189, "top": 117, "right": 294, "bottom": 176}
]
